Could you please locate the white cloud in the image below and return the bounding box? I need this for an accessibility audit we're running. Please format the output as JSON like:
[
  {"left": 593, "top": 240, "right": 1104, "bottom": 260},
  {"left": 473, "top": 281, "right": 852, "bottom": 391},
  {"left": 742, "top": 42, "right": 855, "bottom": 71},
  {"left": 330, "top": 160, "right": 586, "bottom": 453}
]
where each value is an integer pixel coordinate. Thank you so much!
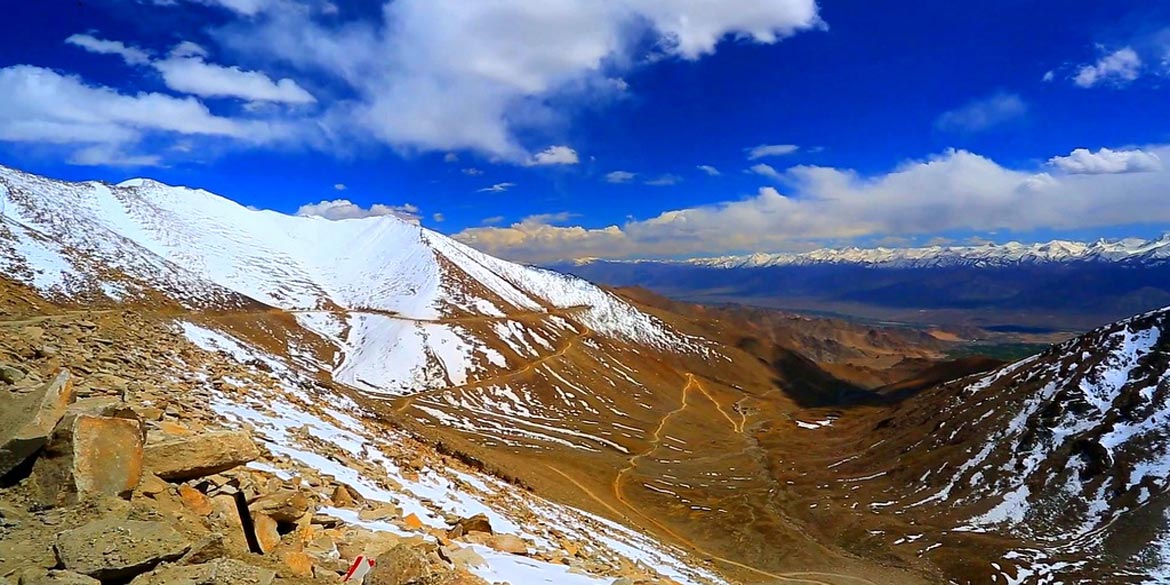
[
  {"left": 478, "top": 182, "right": 516, "bottom": 193},
  {"left": 696, "top": 164, "right": 721, "bottom": 176},
  {"left": 1042, "top": 70, "right": 1055, "bottom": 82},
  {"left": 462, "top": 167, "right": 484, "bottom": 176},
  {"left": 432, "top": 212, "right": 445, "bottom": 222},
  {"left": 66, "top": 33, "right": 152, "bottom": 65},
  {"left": 644, "top": 174, "right": 681, "bottom": 186},
  {"left": 68, "top": 144, "right": 163, "bottom": 167},
  {"left": 481, "top": 215, "right": 505, "bottom": 225},
  {"left": 65, "top": 35, "right": 314, "bottom": 106},
  {"left": 295, "top": 199, "right": 420, "bottom": 222},
  {"left": 154, "top": 51, "right": 316, "bottom": 104},
  {"left": 444, "top": 152, "right": 459, "bottom": 163},
  {"left": 1074, "top": 47, "right": 1142, "bottom": 88},
  {"left": 605, "top": 170, "right": 637, "bottom": 183},
  {"left": 1049, "top": 147, "right": 1162, "bottom": 174},
  {"left": 935, "top": 92, "right": 1026, "bottom": 132},
  {"left": 170, "top": 41, "right": 209, "bottom": 59},
  {"left": 455, "top": 146, "right": 1170, "bottom": 262},
  {"left": 749, "top": 163, "right": 784, "bottom": 181},
  {"left": 746, "top": 144, "right": 799, "bottom": 160},
  {"left": 183, "top": 0, "right": 275, "bottom": 15},
  {"left": 528, "top": 146, "right": 579, "bottom": 166},
  {"left": 333, "top": 183, "right": 346, "bottom": 190},
  {"left": 213, "top": 0, "right": 820, "bottom": 160},
  {"left": 0, "top": 65, "right": 277, "bottom": 150}
]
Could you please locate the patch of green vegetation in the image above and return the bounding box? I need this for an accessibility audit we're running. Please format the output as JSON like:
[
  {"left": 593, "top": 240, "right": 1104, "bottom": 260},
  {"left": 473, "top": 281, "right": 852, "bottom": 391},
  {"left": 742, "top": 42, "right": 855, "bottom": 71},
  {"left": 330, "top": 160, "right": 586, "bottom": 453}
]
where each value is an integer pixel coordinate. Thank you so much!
[{"left": 946, "top": 343, "right": 1051, "bottom": 362}]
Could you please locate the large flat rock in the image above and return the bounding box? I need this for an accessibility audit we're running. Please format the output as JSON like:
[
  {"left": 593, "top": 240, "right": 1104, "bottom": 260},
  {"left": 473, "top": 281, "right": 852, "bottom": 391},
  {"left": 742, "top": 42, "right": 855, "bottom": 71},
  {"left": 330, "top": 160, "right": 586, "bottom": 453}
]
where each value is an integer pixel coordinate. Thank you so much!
[
  {"left": 0, "top": 370, "right": 74, "bottom": 478},
  {"left": 54, "top": 519, "right": 190, "bottom": 581},
  {"left": 143, "top": 430, "right": 259, "bottom": 481}
]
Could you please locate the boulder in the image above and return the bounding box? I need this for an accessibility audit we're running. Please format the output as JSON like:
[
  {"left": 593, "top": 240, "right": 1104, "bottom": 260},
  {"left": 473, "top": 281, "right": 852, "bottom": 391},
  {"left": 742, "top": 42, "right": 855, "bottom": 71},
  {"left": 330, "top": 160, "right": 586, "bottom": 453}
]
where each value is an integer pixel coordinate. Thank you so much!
[
  {"left": 441, "top": 546, "right": 486, "bottom": 569},
  {"left": 337, "top": 529, "right": 403, "bottom": 561},
  {"left": 403, "top": 513, "right": 424, "bottom": 530},
  {"left": 178, "top": 484, "right": 214, "bottom": 517},
  {"left": 143, "top": 430, "right": 259, "bottom": 481},
  {"left": 252, "top": 513, "right": 282, "bottom": 554},
  {"left": 366, "top": 544, "right": 429, "bottom": 585},
  {"left": 0, "top": 363, "right": 26, "bottom": 385},
  {"left": 448, "top": 514, "right": 492, "bottom": 539},
  {"left": 16, "top": 569, "right": 101, "bottom": 584},
  {"left": 54, "top": 519, "right": 190, "bottom": 581},
  {"left": 0, "top": 370, "right": 75, "bottom": 478},
  {"left": 128, "top": 558, "right": 276, "bottom": 585},
  {"left": 428, "top": 569, "right": 492, "bottom": 585},
  {"left": 280, "top": 551, "right": 314, "bottom": 578},
  {"left": 359, "top": 503, "right": 402, "bottom": 522},
  {"left": 484, "top": 534, "right": 528, "bottom": 555},
  {"left": 331, "top": 484, "right": 361, "bottom": 508},
  {"left": 32, "top": 414, "right": 144, "bottom": 506},
  {"left": 249, "top": 489, "right": 312, "bottom": 524},
  {"left": 179, "top": 533, "right": 228, "bottom": 565},
  {"left": 209, "top": 495, "right": 250, "bottom": 552}
]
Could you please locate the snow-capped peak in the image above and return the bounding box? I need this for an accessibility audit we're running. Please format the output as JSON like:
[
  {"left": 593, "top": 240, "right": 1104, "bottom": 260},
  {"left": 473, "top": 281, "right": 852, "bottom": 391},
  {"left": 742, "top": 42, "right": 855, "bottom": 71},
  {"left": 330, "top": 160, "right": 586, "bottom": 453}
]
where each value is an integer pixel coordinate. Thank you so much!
[{"left": 585, "top": 235, "right": 1170, "bottom": 269}]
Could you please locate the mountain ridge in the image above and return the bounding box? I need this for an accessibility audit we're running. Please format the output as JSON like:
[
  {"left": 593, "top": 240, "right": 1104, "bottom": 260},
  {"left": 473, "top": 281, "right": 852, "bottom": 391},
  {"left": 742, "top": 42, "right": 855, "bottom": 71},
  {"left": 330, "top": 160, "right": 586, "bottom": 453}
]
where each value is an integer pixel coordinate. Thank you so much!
[{"left": 572, "top": 233, "right": 1170, "bottom": 269}]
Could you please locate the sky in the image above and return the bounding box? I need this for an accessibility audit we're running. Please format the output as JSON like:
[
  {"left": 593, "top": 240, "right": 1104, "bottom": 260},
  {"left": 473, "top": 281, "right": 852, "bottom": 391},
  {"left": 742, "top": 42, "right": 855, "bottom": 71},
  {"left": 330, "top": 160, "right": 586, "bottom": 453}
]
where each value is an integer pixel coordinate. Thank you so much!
[{"left": 3, "top": 0, "right": 1170, "bottom": 263}]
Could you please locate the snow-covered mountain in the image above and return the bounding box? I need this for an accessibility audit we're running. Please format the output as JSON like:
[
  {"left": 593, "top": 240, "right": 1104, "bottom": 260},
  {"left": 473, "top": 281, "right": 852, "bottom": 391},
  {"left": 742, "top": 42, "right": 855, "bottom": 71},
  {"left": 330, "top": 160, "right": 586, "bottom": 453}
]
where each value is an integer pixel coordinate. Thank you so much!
[
  {"left": 577, "top": 235, "right": 1170, "bottom": 269},
  {"left": 858, "top": 306, "right": 1170, "bottom": 582},
  {"left": 0, "top": 164, "right": 698, "bottom": 395}
]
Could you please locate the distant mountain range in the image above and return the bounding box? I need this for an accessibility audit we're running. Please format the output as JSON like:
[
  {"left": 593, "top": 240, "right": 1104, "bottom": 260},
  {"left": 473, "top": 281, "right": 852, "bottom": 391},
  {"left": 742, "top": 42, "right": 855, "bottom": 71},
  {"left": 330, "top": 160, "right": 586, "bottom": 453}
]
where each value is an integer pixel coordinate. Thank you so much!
[
  {"left": 575, "top": 235, "right": 1170, "bottom": 269},
  {"left": 555, "top": 236, "right": 1170, "bottom": 331}
]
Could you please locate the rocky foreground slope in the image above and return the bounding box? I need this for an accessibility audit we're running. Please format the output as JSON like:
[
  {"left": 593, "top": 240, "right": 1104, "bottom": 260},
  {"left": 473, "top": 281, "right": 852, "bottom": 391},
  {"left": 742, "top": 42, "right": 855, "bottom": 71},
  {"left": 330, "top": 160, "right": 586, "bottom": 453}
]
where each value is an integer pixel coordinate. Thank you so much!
[{"left": 0, "top": 292, "right": 717, "bottom": 585}]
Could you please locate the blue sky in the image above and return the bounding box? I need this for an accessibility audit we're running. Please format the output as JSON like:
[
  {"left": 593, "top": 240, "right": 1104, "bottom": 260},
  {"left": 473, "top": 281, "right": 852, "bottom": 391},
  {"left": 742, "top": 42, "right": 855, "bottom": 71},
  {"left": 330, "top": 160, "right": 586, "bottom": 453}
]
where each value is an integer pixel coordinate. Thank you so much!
[{"left": 3, "top": 0, "right": 1170, "bottom": 262}]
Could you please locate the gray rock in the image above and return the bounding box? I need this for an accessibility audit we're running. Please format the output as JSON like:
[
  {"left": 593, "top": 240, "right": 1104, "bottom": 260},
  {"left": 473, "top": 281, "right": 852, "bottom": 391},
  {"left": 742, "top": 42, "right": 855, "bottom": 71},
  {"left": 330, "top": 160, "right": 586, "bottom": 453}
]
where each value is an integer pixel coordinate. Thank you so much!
[
  {"left": 17, "top": 569, "right": 102, "bottom": 584},
  {"left": 54, "top": 519, "right": 190, "bottom": 581},
  {"left": 367, "top": 544, "right": 430, "bottom": 585},
  {"left": 0, "top": 370, "right": 75, "bottom": 478},
  {"left": 128, "top": 558, "right": 276, "bottom": 585},
  {"left": 143, "top": 430, "right": 260, "bottom": 481},
  {"left": 0, "top": 364, "right": 26, "bottom": 385}
]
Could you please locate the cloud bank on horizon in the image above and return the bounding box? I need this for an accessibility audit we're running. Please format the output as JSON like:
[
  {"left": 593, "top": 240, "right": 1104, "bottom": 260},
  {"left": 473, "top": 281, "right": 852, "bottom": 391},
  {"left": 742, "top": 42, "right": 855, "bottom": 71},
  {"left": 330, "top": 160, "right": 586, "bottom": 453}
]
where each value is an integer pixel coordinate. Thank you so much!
[{"left": 454, "top": 146, "right": 1169, "bottom": 263}]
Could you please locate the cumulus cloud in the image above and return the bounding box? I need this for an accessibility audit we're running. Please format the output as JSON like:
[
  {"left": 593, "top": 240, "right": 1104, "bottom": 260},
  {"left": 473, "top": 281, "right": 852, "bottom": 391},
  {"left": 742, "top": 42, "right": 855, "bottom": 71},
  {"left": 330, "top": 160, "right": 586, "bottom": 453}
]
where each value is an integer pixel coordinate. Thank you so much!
[
  {"left": 746, "top": 144, "right": 799, "bottom": 160},
  {"left": 154, "top": 49, "right": 317, "bottom": 104},
  {"left": 212, "top": 0, "right": 820, "bottom": 160},
  {"left": 295, "top": 199, "right": 420, "bottom": 222},
  {"left": 528, "top": 146, "right": 580, "bottom": 166},
  {"left": 697, "top": 164, "right": 721, "bottom": 176},
  {"left": 644, "top": 174, "right": 681, "bottom": 186},
  {"left": 23, "top": 2, "right": 821, "bottom": 165},
  {"left": 333, "top": 183, "right": 346, "bottom": 190},
  {"left": 0, "top": 65, "right": 283, "bottom": 155},
  {"left": 605, "top": 170, "right": 636, "bottom": 183},
  {"left": 454, "top": 146, "right": 1170, "bottom": 263},
  {"left": 66, "top": 35, "right": 315, "bottom": 105},
  {"left": 478, "top": 182, "right": 515, "bottom": 193},
  {"left": 66, "top": 33, "right": 151, "bottom": 65},
  {"left": 936, "top": 92, "right": 1026, "bottom": 132},
  {"left": 1049, "top": 147, "right": 1162, "bottom": 174},
  {"left": 749, "top": 163, "right": 784, "bottom": 181},
  {"left": 1074, "top": 47, "right": 1142, "bottom": 88}
]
